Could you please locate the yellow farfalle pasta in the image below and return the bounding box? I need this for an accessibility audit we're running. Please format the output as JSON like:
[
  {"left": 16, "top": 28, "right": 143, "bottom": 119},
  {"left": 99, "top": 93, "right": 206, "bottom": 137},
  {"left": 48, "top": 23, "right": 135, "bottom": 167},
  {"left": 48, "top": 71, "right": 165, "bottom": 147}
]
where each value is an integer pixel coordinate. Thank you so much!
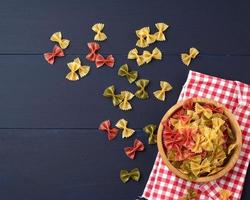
[
  {"left": 66, "top": 58, "right": 90, "bottom": 81},
  {"left": 153, "top": 81, "right": 172, "bottom": 101},
  {"left": 195, "top": 103, "right": 213, "bottom": 119},
  {"left": 190, "top": 158, "right": 211, "bottom": 177},
  {"left": 119, "top": 91, "right": 134, "bottom": 111},
  {"left": 143, "top": 47, "right": 162, "bottom": 64},
  {"left": 219, "top": 189, "right": 232, "bottom": 200},
  {"left": 181, "top": 47, "right": 199, "bottom": 66},
  {"left": 154, "top": 23, "right": 169, "bottom": 41},
  {"left": 135, "top": 79, "right": 150, "bottom": 99},
  {"left": 115, "top": 119, "right": 135, "bottom": 138},
  {"left": 191, "top": 134, "right": 204, "bottom": 153},
  {"left": 50, "top": 32, "right": 70, "bottom": 49},
  {"left": 92, "top": 23, "right": 107, "bottom": 41},
  {"left": 135, "top": 27, "right": 156, "bottom": 47},
  {"left": 127, "top": 48, "right": 145, "bottom": 66}
]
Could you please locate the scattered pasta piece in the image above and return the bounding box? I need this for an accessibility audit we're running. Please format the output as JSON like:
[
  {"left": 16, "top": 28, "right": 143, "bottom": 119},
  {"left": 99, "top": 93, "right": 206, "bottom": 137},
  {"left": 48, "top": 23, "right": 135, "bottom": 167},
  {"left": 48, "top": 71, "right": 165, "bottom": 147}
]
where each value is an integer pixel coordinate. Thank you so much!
[
  {"left": 128, "top": 48, "right": 145, "bottom": 66},
  {"left": 180, "top": 189, "right": 197, "bottom": 200},
  {"left": 95, "top": 54, "right": 115, "bottom": 68},
  {"left": 153, "top": 81, "right": 173, "bottom": 101},
  {"left": 92, "top": 23, "right": 107, "bottom": 41},
  {"left": 154, "top": 23, "right": 169, "bottom": 41},
  {"left": 120, "top": 168, "right": 140, "bottom": 183},
  {"left": 103, "top": 85, "right": 124, "bottom": 106},
  {"left": 143, "top": 47, "right": 162, "bottom": 64},
  {"left": 124, "top": 139, "right": 145, "bottom": 159},
  {"left": 118, "top": 64, "right": 138, "bottom": 84},
  {"left": 135, "top": 79, "right": 150, "bottom": 99},
  {"left": 66, "top": 57, "right": 90, "bottom": 81},
  {"left": 181, "top": 47, "right": 199, "bottom": 66},
  {"left": 44, "top": 45, "right": 64, "bottom": 65},
  {"left": 116, "top": 118, "right": 135, "bottom": 138},
  {"left": 99, "top": 120, "right": 118, "bottom": 141},
  {"left": 143, "top": 124, "right": 157, "bottom": 144},
  {"left": 219, "top": 189, "right": 232, "bottom": 200},
  {"left": 86, "top": 42, "right": 100, "bottom": 61},
  {"left": 50, "top": 32, "right": 70, "bottom": 49},
  {"left": 119, "top": 91, "right": 134, "bottom": 111}
]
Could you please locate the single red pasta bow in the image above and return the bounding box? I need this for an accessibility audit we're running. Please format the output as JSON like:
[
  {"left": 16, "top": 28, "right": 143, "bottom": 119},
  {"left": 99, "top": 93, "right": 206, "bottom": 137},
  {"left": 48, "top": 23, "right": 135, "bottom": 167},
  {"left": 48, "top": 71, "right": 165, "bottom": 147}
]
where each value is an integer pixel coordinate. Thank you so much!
[
  {"left": 85, "top": 42, "right": 100, "bottom": 61},
  {"left": 124, "top": 139, "right": 145, "bottom": 159},
  {"left": 95, "top": 54, "right": 115, "bottom": 68},
  {"left": 99, "top": 120, "right": 118, "bottom": 141},
  {"left": 44, "top": 45, "right": 64, "bottom": 64}
]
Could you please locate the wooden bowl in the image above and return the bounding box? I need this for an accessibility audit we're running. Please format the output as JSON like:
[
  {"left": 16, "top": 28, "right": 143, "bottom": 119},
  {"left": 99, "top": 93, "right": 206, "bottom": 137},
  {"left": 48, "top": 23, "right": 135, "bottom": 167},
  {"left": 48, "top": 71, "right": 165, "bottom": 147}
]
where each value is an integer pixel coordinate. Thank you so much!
[{"left": 157, "top": 97, "right": 242, "bottom": 183}]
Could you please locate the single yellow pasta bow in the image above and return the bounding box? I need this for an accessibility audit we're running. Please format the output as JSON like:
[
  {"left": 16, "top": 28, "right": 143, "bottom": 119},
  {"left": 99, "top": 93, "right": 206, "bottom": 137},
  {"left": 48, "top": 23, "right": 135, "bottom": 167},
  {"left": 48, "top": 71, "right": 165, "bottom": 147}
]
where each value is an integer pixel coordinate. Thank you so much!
[
  {"left": 50, "top": 32, "right": 70, "bottom": 49},
  {"left": 103, "top": 85, "right": 124, "bottom": 106},
  {"left": 135, "top": 79, "right": 150, "bottom": 99},
  {"left": 190, "top": 158, "right": 211, "bottom": 177},
  {"left": 143, "top": 124, "right": 157, "bottom": 144},
  {"left": 136, "top": 27, "right": 156, "bottom": 47},
  {"left": 115, "top": 119, "right": 135, "bottom": 138},
  {"left": 181, "top": 47, "right": 199, "bottom": 66},
  {"left": 143, "top": 47, "right": 162, "bottom": 64},
  {"left": 136, "top": 27, "right": 150, "bottom": 48},
  {"left": 219, "top": 189, "right": 232, "bottom": 200},
  {"left": 119, "top": 91, "right": 134, "bottom": 111},
  {"left": 120, "top": 168, "right": 140, "bottom": 183},
  {"left": 118, "top": 64, "right": 138, "bottom": 84},
  {"left": 153, "top": 81, "right": 172, "bottom": 101},
  {"left": 154, "top": 23, "right": 169, "bottom": 41},
  {"left": 66, "top": 58, "right": 90, "bottom": 81},
  {"left": 195, "top": 103, "right": 213, "bottom": 119},
  {"left": 128, "top": 48, "right": 145, "bottom": 66},
  {"left": 92, "top": 23, "right": 107, "bottom": 41}
]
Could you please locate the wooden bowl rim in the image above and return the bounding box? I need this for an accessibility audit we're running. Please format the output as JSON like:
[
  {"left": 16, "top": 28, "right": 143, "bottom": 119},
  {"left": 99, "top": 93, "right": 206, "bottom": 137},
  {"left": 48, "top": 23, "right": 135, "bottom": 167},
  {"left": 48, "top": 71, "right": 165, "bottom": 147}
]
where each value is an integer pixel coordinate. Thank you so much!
[{"left": 157, "top": 97, "right": 242, "bottom": 183}]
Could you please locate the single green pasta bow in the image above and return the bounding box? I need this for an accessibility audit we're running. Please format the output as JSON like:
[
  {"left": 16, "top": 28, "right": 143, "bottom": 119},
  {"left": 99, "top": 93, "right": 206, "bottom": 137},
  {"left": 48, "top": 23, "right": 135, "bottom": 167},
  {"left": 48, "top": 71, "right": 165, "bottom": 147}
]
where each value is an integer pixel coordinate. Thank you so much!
[
  {"left": 180, "top": 189, "right": 197, "bottom": 200},
  {"left": 135, "top": 79, "right": 150, "bottom": 99},
  {"left": 120, "top": 168, "right": 140, "bottom": 183},
  {"left": 118, "top": 64, "right": 138, "bottom": 84},
  {"left": 143, "top": 124, "right": 157, "bottom": 144},
  {"left": 103, "top": 85, "right": 124, "bottom": 106}
]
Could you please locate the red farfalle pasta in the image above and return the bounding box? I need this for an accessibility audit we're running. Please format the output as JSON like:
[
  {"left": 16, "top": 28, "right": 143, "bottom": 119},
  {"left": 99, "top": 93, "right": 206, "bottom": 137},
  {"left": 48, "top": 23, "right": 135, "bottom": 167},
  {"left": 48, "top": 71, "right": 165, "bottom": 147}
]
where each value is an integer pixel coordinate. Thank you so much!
[
  {"left": 99, "top": 120, "right": 118, "bottom": 141},
  {"left": 180, "top": 128, "right": 197, "bottom": 149},
  {"left": 86, "top": 42, "right": 100, "bottom": 61},
  {"left": 124, "top": 139, "right": 145, "bottom": 159},
  {"left": 95, "top": 54, "right": 115, "bottom": 68},
  {"left": 183, "top": 98, "right": 194, "bottom": 110},
  {"left": 173, "top": 109, "right": 190, "bottom": 124},
  {"left": 44, "top": 45, "right": 64, "bottom": 64}
]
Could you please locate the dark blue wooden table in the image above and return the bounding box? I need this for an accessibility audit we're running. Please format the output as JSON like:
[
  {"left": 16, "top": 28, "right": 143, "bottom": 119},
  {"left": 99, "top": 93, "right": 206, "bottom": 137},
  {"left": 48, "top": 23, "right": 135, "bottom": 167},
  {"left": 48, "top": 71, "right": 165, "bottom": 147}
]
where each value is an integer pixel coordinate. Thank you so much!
[{"left": 0, "top": 0, "right": 249, "bottom": 199}]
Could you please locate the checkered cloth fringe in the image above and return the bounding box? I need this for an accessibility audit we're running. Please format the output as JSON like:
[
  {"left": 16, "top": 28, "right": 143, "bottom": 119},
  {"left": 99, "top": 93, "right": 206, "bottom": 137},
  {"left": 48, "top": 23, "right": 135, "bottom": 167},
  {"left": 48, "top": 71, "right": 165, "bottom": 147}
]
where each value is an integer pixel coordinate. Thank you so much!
[{"left": 142, "top": 70, "right": 250, "bottom": 200}]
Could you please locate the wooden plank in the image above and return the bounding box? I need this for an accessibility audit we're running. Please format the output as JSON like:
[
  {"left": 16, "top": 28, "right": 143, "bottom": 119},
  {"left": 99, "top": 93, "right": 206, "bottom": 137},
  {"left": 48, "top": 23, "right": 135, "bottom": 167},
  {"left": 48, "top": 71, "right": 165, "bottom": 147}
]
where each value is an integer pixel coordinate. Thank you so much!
[
  {"left": 0, "top": 0, "right": 250, "bottom": 54},
  {"left": 0, "top": 129, "right": 157, "bottom": 200},
  {"left": 0, "top": 54, "right": 249, "bottom": 128}
]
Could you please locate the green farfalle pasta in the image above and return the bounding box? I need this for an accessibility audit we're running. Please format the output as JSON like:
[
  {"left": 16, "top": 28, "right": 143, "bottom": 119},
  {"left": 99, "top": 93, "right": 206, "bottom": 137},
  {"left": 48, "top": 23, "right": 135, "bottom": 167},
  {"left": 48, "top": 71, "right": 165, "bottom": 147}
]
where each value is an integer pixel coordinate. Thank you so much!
[
  {"left": 143, "top": 124, "right": 157, "bottom": 144},
  {"left": 103, "top": 85, "right": 124, "bottom": 106},
  {"left": 180, "top": 189, "right": 197, "bottom": 200},
  {"left": 118, "top": 64, "right": 138, "bottom": 84},
  {"left": 135, "top": 79, "right": 150, "bottom": 99},
  {"left": 120, "top": 168, "right": 140, "bottom": 183}
]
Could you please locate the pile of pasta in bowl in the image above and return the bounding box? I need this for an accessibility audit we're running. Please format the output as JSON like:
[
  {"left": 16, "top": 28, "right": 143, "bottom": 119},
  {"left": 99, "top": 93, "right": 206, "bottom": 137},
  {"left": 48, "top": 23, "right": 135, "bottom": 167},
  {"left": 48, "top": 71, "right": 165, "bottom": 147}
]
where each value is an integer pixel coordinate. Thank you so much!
[{"left": 158, "top": 98, "right": 241, "bottom": 182}]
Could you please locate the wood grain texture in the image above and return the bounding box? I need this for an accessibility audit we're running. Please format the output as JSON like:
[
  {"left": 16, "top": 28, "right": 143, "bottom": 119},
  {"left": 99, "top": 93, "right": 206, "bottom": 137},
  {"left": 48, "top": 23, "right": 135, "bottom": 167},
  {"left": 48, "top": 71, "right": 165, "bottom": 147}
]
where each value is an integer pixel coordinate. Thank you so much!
[
  {"left": 0, "top": 129, "right": 157, "bottom": 200},
  {"left": 0, "top": 0, "right": 249, "bottom": 199}
]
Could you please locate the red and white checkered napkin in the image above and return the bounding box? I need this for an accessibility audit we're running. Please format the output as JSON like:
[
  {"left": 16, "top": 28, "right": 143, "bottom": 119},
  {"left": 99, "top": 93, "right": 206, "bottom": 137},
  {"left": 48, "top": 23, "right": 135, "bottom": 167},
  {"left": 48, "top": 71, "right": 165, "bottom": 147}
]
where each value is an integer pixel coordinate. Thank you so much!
[{"left": 142, "top": 70, "right": 250, "bottom": 200}]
